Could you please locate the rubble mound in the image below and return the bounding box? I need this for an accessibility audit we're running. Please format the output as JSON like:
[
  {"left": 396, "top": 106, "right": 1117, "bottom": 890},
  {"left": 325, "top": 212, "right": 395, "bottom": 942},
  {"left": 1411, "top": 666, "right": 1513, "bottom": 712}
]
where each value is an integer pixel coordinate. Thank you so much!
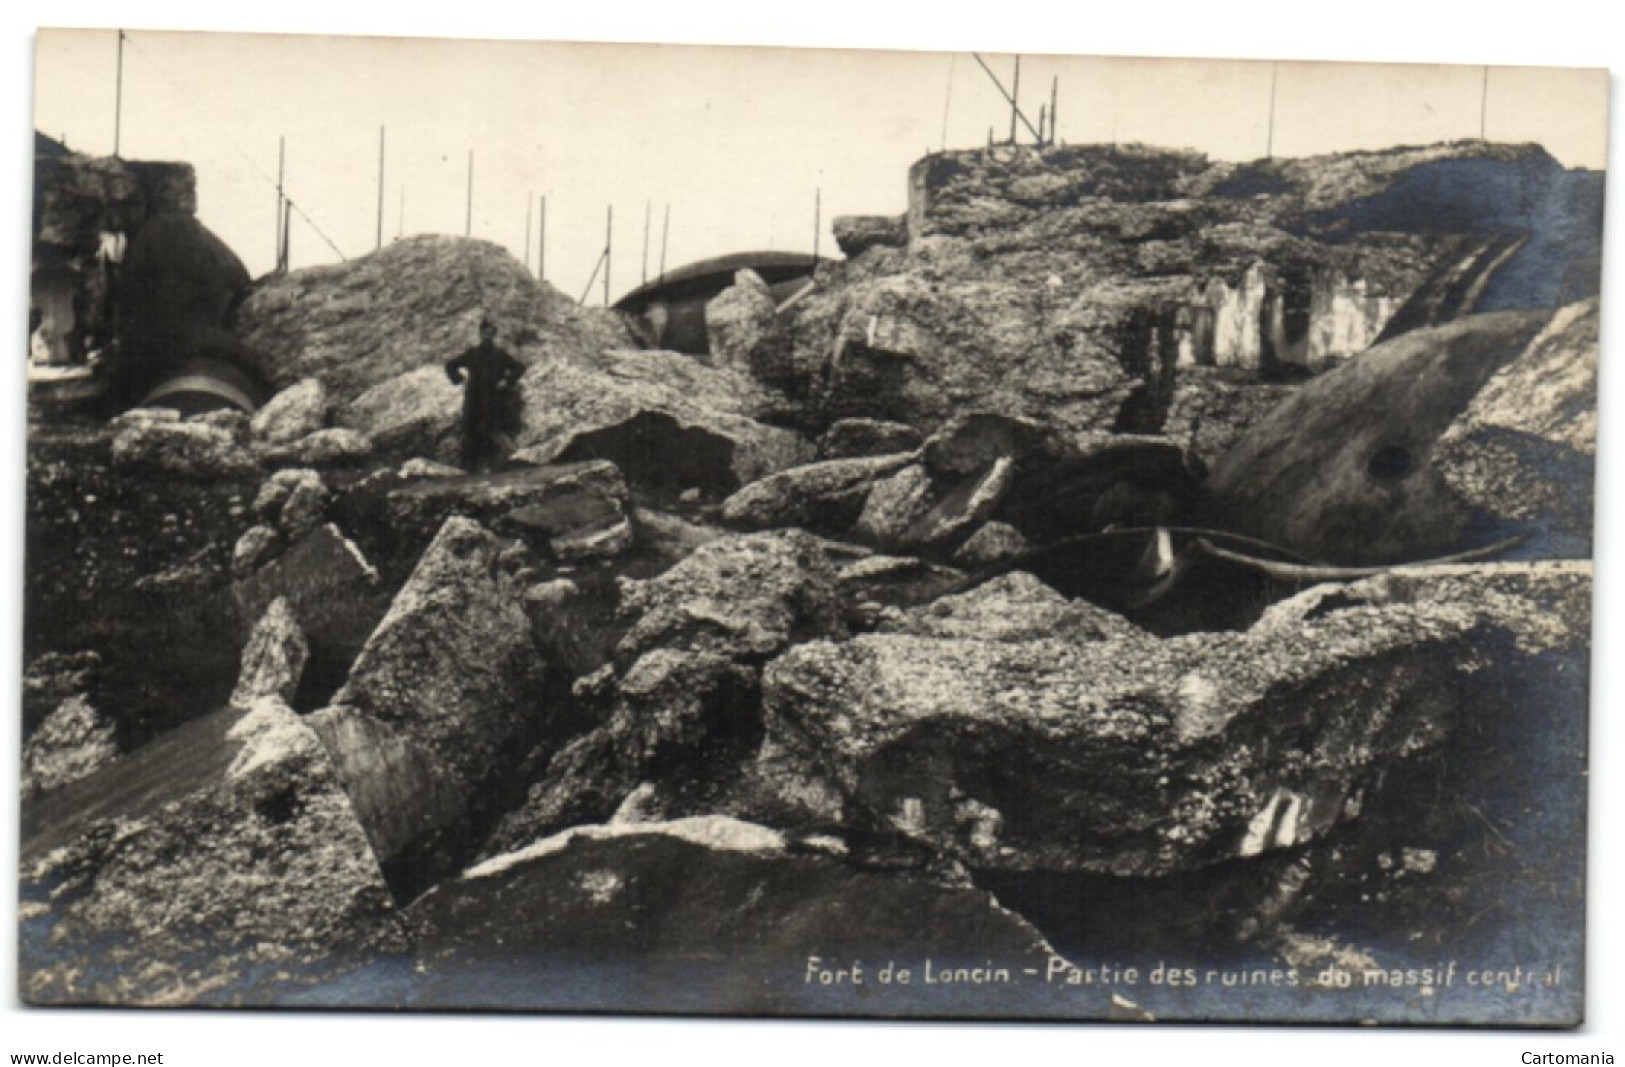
[{"left": 234, "top": 235, "right": 633, "bottom": 403}]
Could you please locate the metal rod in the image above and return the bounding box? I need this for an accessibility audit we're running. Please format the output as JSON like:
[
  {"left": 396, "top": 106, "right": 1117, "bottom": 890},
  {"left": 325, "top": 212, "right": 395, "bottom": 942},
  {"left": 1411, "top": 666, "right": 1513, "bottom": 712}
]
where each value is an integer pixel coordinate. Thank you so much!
[
  {"left": 1266, "top": 62, "right": 1279, "bottom": 159},
  {"left": 604, "top": 205, "right": 613, "bottom": 306},
  {"left": 970, "top": 53, "right": 1044, "bottom": 142},
  {"left": 1038, "top": 105, "right": 1046, "bottom": 148},
  {"left": 1010, "top": 56, "right": 1021, "bottom": 144},
  {"left": 579, "top": 247, "right": 606, "bottom": 304},
  {"left": 113, "top": 30, "right": 125, "bottom": 157},
  {"left": 813, "top": 187, "right": 822, "bottom": 265},
  {"left": 465, "top": 150, "right": 474, "bottom": 237},
  {"left": 276, "top": 136, "right": 285, "bottom": 269},
  {"left": 641, "top": 199, "right": 651, "bottom": 285},
  {"left": 1050, "top": 75, "right": 1058, "bottom": 146},
  {"left": 281, "top": 199, "right": 292, "bottom": 272},
  {"left": 659, "top": 203, "right": 670, "bottom": 281},
  {"left": 375, "top": 126, "right": 386, "bottom": 252}
]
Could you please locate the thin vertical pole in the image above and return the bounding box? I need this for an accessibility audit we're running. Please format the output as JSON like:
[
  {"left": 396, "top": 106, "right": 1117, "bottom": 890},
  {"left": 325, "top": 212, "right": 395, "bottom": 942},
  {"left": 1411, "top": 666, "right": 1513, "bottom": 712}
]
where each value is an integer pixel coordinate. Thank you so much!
[
  {"left": 1266, "top": 63, "right": 1279, "bottom": 159},
  {"left": 604, "top": 205, "right": 613, "bottom": 306},
  {"left": 524, "top": 193, "right": 533, "bottom": 271},
  {"left": 275, "top": 136, "right": 286, "bottom": 269},
  {"left": 113, "top": 30, "right": 125, "bottom": 157},
  {"left": 375, "top": 126, "right": 386, "bottom": 252},
  {"left": 939, "top": 53, "right": 955, "bottom": 152},
  {"left": 813, "top": 188, "right": 822, "bottom": 265},
  {"left": 465, "top": 150, "right": 474, "bottom": 237},
  {"left": 659, "top": 204, "right": 670, "bottom": 281},
  {"left": 1038, "top": 105, "right": 1047, "bottom": 148},
  {"left": 1009, "top": 56, "right": 1021, "bottom": 145},
  {"left": 281, "top": 200, "right": 292, "bottom": 272},
  {"left": 539, "top": 196, "right": 547, "bottom": 281},
  {"left": 641, "top": 200, "right": 651, "bottom": 285},
  {"left": 1480, "top": 66, "right": 1490, "bottom": 140},
  {"left": 1050, "top": 75, "right": 1059, "bottom": 146}
]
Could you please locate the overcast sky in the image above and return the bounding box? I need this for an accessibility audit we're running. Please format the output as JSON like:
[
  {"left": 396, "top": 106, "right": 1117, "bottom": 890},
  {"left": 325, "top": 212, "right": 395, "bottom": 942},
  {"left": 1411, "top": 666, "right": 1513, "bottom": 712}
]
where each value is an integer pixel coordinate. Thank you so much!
[{"left": 33, "top": 29, "right": 1608, "bottom": 302}]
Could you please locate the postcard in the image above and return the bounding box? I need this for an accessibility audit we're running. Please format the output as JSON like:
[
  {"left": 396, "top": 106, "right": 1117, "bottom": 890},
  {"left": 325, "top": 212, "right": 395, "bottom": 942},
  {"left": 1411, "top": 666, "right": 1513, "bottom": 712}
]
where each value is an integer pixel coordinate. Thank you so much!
[{"left": 20, "top": 28, "right": 1603, "bottom": 1025}]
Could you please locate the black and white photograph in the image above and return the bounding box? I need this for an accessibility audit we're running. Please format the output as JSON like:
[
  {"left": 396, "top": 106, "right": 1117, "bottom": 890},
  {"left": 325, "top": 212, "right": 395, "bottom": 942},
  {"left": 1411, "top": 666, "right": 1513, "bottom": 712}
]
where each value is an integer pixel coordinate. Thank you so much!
[{"left": 7, "top": 4, "right": 1621, "bottom": 1060}]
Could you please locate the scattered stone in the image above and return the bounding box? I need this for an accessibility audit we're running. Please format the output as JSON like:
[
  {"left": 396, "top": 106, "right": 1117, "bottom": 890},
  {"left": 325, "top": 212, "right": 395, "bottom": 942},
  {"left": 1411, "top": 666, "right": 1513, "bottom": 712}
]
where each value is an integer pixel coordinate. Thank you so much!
[
  {"left": 232, "top": 524, "right": 283, "bottom": 578},
  {"left": 836, "top": 554, "right": 967, "bottom": 612},
  {"left": 232, "top": 523, "right": 384, "bottom": 671},
  {"left": 109, "top": 418, "right": 258, "bottom": 478},
  {"left": 761, "top": 561, "right": 1587, "bottom": 877},
  {"left": 259, "top": 427, "right": 373, "bottom": 468},
  {"left": 253, "top": 468, "right": 330, "bottom": 539},
  {"left": 705, "top": 269, "right": 781, "bottom": 375},
  {"left": 21, "top": 696, "right": 119, "bottom": 798},
  {"left": 386, "top": 459, "right": 632, "bottom": 562},
  {"left": 250, "top": 377, "right": 329, "bottom": 446},
  {"left": 331, "top": 516, "right": 544, "bottom": 794},
  {"left": 832, "top": 213, "right": 908, "bottom": 256},
  {"left": 230, "top": 597, "right": 310, "bottom": 707},
  {"left": 852, "top": 463, "right": 937, "bottom": 548},
  {"left": 615, "top": 530, "right": 847, "bottom": 665},
  {"left": 952, "top": 521, "right": 1032, "bottom": 569},
  {"left": 20, "top": 699, "right": 404, "bottom": 1005},
  {"left": 816, "top": 418, "right": 924, "bottom": 460},
  {"left": 881, "top": 571, "right": 1144, "bottom": 644},
  {"left": 1434, "top": 298, "right": 1597, "bottom": 548},
  {"left": 398, "top": 457, "right": 464, "bottom": 480},
  {"left": 902, "top": 455, "right": 1015, "bottom": 548},
  {"left": 920, "top": 412, "right": 1074, "bottom": 477},
  {"left": 412, "top": 818, "right": 1065, "bottom": 1015},
  {"left": 719, "top": 452, "right": 915, "bottom": 532}
]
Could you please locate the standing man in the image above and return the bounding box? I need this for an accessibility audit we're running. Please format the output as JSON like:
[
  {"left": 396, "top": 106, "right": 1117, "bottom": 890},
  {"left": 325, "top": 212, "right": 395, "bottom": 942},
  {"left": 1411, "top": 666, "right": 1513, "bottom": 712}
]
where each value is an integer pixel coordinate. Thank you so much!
[{"left": 446, "top": 317, "right": 525, "bottom": 472}]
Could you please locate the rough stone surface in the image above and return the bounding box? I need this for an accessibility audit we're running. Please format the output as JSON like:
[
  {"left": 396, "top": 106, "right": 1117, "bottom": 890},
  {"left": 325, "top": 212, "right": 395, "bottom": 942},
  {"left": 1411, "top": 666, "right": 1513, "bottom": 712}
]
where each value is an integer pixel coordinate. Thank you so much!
[
  {"left": 332, "top": 516, "right": 543, "bottom": 793},
  {"left": 384, "top": 460, "right": 630, "bottom": 561},
  {"left": 481, "top": 651, "right": 761, "bottom": 854},
  {"left": 259, "top": 427, "right": 374, "bottom": 468},
  {"left": 836, "top": 554, "right": 967, "bottom": 613},
  {"left": 881, "top": 571, "right": 1144, "bottom": 644},
  {"left": 952, "top": 521, "right": 1032, "bottom": 569},
  {"left": 921, "top": 412, "right": 1075, "bottom": 477},
  {"left": 832, "top": 213, "right": 908, "bottom": 256},
  {"left": 903, "top": 455, "right": 1015, "bottom": 548},
  {"left": 761, "top": 561, "right": 1587, "bottom": 877},
  {"left": 615, "top": 530, "right": 847, "bottom": 666},
  {"left": 398, "top": 457, "right": 464, "bottom": 479},
  {"left": 232, "top": 524, "right": 283, "bottom": 577},
  {"left": 20, "top": 699, "right": 404, "bottom": 1005},
  {"left": 720, "top": 452, "right": 916, "bottom": 532},
  {"left": 816, "top": 418, "right": 924, "bottom": 460},
  {"left": 852, "top": 462, "right": 938, "bottom": 549},
  {"left": 508, "top": 350, "right": 812, "bottom": 491},
  {"left": 1434, "top": 298, "right": 1597, "bottom": 546},
  {"left": 231, "top": 523, "right": 385, "bottom": 673},
  {"left": 411, "top": 819, "right": 1064, "bottom": 1016},
  {"left": 234, "top": 234, "right": 632, "bottom": 403},
  {"left": 253, "top": 468, "right": 330, "bottom": 540},
  {"left": 230, "top": 597, "right": 310, "bottom": 707},
  {"left": 21, "top": 695, "right": 119, "bottom": 798},
  {"left": 250, "top": 378, "right": 328, "bottom": 446},
  {"left": 110, "top": 418, "right": 258, "bottom": 478},
  {"left": 705, "top": 269, "right": 781, "bottom": 375}
]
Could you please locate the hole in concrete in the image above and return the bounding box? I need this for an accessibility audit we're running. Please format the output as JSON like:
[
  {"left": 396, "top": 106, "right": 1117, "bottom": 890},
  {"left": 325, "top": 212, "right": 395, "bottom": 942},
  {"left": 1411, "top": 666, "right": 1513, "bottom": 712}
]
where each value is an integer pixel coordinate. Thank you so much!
[{"left": 1367, "top": 444, "right": 1414, "bottom": 482}]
